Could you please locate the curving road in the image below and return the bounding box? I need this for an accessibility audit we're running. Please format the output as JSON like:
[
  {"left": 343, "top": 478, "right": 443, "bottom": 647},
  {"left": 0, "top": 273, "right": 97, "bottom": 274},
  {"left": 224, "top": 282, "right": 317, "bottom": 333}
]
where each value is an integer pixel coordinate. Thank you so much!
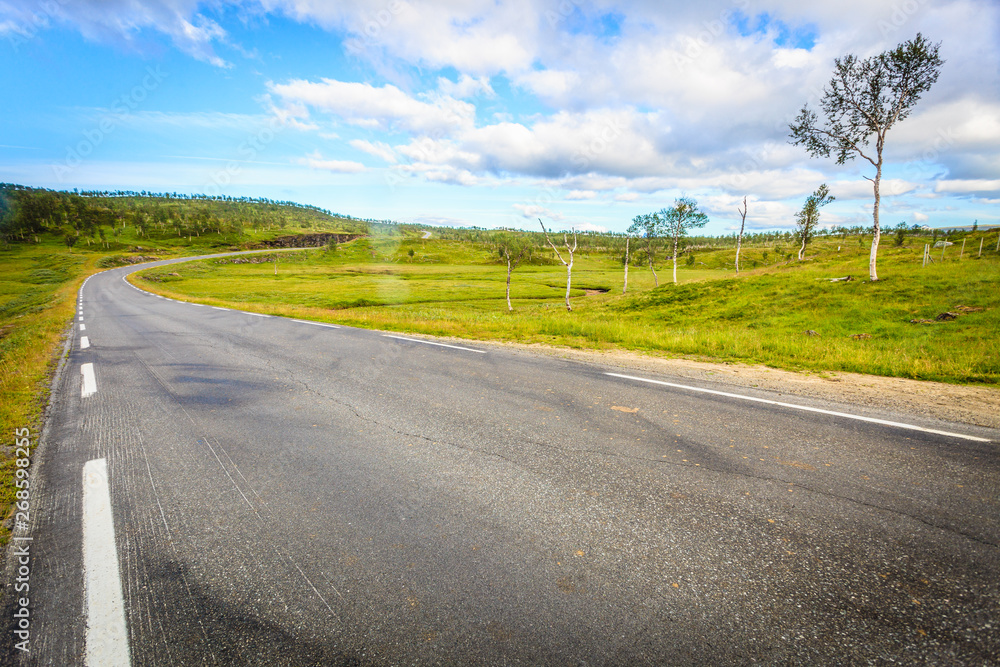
[{"left": 3, "top": 255, "right": 999, "bottom": 665}]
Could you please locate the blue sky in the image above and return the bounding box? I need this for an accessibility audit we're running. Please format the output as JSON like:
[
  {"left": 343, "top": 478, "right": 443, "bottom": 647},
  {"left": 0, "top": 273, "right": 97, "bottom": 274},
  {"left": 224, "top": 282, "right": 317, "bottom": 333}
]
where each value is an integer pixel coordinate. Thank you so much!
[{"left": 2, "top": 0, "right": 998, "bottom": 234}]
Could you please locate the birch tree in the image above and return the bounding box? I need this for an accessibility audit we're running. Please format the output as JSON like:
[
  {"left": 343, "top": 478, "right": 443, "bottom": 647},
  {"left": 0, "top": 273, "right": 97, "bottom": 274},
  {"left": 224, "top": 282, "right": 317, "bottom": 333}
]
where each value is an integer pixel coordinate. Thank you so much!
[
  {"left": 492, "top": 232, "right": 534, "bottom": 311},
  {"left": 789, "top": 33, "right": 943, "bottom": 281},
  {"left": 795, "top": 184, "right": 834, "bottom": 260},
  {"left": 627, "top": 213, "right": 663, "bottom": 287},
  {"left": 662, "top": 198, "right": 709, "bottom": 284},
  {"left": 539, "top": 219, "right": 577, "bottom": 311}
]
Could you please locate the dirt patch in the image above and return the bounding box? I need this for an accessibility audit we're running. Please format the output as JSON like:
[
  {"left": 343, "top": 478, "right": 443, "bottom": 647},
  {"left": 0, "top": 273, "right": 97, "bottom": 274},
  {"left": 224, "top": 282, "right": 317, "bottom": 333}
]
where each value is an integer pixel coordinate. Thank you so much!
[{"left": 462, "top": 340, "right": 1000, "bottom": 429}]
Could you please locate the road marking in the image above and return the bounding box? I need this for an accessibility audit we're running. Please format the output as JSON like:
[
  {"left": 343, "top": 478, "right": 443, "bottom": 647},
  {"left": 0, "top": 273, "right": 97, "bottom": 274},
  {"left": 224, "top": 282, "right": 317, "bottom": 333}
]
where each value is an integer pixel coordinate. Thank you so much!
[
  {"left": 291, "top": 319, "right": 340, "bottom": 329},
  {"left": 211, "top": 306, "right": 228, "bottom": 311},
  {"left": 80, "top": 324, "right": 86, "bottom": 331},
  {"left": 383, "top": 334, "right": 486, "bottom": 354},
  {"left": 81, "top": 363, "right": 97, "bottom": 398},
  {"left": 604, "top": 373, "right": 992, "bottom": 443},
  {"left": 79, "top": 316, "right": 84, "bottom": 322},
  {"left": 81, "top": 336, "right": 90, "bottom": 349},
  {"left": 243, "top": 312, "right": 269, "bottom": 317},
  {"left": 189, "top": 303, "right": 205, "bottom": 307},
  {"left": 82, "top": 458, "right": 131, "bottom": 667}
]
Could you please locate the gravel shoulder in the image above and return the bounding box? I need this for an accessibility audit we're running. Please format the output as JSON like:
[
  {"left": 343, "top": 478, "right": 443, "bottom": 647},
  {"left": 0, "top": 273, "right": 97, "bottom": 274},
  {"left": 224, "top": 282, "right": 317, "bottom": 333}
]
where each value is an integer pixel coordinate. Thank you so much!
[{"left": 467, "top": 340, "right": 1000, "bottom": 429}]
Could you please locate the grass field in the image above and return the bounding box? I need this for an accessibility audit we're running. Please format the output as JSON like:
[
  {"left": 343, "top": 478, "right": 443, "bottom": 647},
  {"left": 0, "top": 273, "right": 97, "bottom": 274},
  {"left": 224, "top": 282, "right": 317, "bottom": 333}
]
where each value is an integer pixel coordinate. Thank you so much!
[{"left": 135, "top": 232, "right": 1000, "bottom": 385}]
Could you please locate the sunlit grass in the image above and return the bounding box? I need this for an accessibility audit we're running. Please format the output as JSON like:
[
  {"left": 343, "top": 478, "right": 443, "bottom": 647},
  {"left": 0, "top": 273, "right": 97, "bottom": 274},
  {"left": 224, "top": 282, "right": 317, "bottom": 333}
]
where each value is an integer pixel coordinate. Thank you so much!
[{"left": 136, "top": 236, "right": 1000, "bottom": 385}]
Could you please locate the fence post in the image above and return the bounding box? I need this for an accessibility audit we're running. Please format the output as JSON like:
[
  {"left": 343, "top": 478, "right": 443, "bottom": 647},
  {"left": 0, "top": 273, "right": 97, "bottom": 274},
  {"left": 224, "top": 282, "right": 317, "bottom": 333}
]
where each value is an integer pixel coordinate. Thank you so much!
[
  {"left": 979, "top": 238, "right": 983, "bottom": 258},
  {"left": 960, "top": 238, "right": 966, "bottom": 259}
]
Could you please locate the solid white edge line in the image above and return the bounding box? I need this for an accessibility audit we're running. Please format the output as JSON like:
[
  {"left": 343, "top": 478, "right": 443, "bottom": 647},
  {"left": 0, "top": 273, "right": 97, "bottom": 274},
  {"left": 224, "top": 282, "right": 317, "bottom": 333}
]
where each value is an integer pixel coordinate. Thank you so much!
[
  {"left": 81, "top": 363, "right": 97, "bottom": 398},
  {"left": 291, "top": 319, "right": 340, "bottom": 329},
  {"left": 81, "top": 336, "right": 90, "bottom": 349},
  {"left": 604, "top": 373, "right": 991, "bottom": 443},
  {"left": 82, "top": 458, "right": 131, "bottom": 667},
  {"left": 383, "top": 334, "right": 486, "bottom": 354}
]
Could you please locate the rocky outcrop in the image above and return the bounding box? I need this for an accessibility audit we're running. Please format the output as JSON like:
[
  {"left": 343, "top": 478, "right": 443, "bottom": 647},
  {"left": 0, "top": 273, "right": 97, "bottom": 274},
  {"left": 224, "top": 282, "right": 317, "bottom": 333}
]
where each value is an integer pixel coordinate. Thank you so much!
[{"left": 249, "top": 233, "right": 363, "bottom": 249}]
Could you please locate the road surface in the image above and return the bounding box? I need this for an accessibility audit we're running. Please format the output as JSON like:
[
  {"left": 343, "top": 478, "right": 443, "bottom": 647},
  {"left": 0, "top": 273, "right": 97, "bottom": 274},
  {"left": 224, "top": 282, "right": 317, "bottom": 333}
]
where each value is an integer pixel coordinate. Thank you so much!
[{"left": 3, "top": 256, "right": 998, "bottom": 665}]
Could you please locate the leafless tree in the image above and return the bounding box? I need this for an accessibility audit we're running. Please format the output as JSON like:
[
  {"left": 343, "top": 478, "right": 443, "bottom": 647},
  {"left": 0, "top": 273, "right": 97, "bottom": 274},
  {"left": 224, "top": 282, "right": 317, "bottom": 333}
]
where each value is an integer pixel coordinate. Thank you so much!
[
  {"left": 736, "top": 196, "right": 747, "bottom": 274},
  {"left": 539, "top": 219, "right": 577, "bottom": 311}
]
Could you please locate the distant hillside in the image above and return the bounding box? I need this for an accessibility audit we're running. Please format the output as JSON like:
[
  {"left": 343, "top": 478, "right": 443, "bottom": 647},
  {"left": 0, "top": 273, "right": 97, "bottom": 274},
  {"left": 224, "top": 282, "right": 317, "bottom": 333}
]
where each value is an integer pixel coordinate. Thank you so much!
[{"left": 0, "top": 184, "right": 374, "bottom": 250}]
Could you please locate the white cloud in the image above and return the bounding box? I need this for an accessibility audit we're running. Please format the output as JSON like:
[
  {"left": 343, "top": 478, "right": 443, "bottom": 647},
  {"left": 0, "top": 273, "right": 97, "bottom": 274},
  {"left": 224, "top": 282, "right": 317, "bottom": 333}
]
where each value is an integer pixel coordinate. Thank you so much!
[
  {"left": 349, "top": 139, "right": 398, "bottom": 164},
  {"left": 934, "top": 179, "right": 1000, "bottom": 195},
  {"left": 268, "top": 78, "right": 476, "bottom": 135},
  {"left": 437, "top": 74, "right": 495, "bottom": 99},
  {"left": 565, "top": 190, "right": 597, "bottom": 200},
  {"left": 570, "top": 221, "right": 610, "bottom": 233},
  {"left": 296, "top": 150, "right": 366, "bottom": 173},
  {"left": 514, "top": 204, "right": 563, "bottom": 221},
  {"left": 1, "top": 0, "right": 230, "bottom": 66}
]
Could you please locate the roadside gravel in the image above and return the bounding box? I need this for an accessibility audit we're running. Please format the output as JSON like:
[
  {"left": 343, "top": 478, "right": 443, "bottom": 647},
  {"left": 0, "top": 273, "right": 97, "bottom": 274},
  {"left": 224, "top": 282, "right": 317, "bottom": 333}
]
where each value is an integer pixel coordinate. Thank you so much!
[{"left": 464, "top": 340, "right": 1000, "bottom": 429}]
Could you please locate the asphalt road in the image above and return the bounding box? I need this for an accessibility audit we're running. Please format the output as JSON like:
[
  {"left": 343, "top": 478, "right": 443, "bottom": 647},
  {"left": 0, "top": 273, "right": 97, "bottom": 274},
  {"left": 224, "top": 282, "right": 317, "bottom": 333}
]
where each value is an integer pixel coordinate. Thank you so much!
[{"left": 3, "top": 256, "right": 999, "bottom": 665}]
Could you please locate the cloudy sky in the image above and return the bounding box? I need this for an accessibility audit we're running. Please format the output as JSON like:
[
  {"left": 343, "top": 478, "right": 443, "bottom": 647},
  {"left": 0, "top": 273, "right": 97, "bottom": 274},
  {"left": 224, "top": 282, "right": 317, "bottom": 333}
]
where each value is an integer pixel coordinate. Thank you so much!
[{"left": 2, "top": 0, "right": 997, "bottom": 233}]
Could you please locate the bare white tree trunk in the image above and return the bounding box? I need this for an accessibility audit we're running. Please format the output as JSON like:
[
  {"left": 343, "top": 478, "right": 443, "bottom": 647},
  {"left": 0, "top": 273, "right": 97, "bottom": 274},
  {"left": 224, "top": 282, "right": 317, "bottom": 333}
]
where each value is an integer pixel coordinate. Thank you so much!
[
  {"left": 736, "top": 197, "right": 747, "bottom": 274},
  {"left": 672, "top": 233, "right": 679, "bottom": 284},
  {"left": 539, "top": 220, "right": 577, "bottom": 311},
  {"left": 868, "top": 159, "right": 882, "bottom": 281},
  {"left": 623, "top": 236, "right": 630, "bottom": 294},
  {"left": 647, "top": 238, "right": 658, "bottom": 287},
  {"left": 505, "top": 259, "right": 513, "bottom": 311},
  {"left": 563, "top": 254, "right": 573, "bottom": 310}
]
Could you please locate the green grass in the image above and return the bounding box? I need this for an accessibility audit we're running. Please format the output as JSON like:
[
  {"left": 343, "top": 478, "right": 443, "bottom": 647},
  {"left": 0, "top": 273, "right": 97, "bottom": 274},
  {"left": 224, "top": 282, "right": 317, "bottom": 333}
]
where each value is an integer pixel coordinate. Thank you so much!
[
  {"left": 134, "top": 235, "right": 1000, "bottom": 385},
  {"left": 0, "top": 241, "right": 93, "bottom": 545}
]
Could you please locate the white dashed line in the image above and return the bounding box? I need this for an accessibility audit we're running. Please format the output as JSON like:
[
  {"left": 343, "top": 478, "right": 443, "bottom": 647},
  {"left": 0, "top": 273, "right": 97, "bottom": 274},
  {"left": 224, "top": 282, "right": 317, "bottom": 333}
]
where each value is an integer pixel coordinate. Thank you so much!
[
  {"left": 291, "top": 319, "right": 340, "bottom": 329},
  {"left": 80, "top": 324, "right": 86, "bottom": 331},
  {"left": 211, "top": 307, "right": 228, "bottom": 311},
  {"left": 243, "top": 312, "right": 269, "bottom": 318},
  {"left": 604, "top": 372, "right": 992, "bottom": 443},
  {"left": 382, "top": 334, "right": 486, "bottom": 354},
  {"left": 80, "top": 336, "right": 90, "bottom": 349},
  {"left": 82, "top": 459, "right": 131, "bottom": 667},
  {"left": 81, "top": 363, "right": 97, "bottom": 398}
]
